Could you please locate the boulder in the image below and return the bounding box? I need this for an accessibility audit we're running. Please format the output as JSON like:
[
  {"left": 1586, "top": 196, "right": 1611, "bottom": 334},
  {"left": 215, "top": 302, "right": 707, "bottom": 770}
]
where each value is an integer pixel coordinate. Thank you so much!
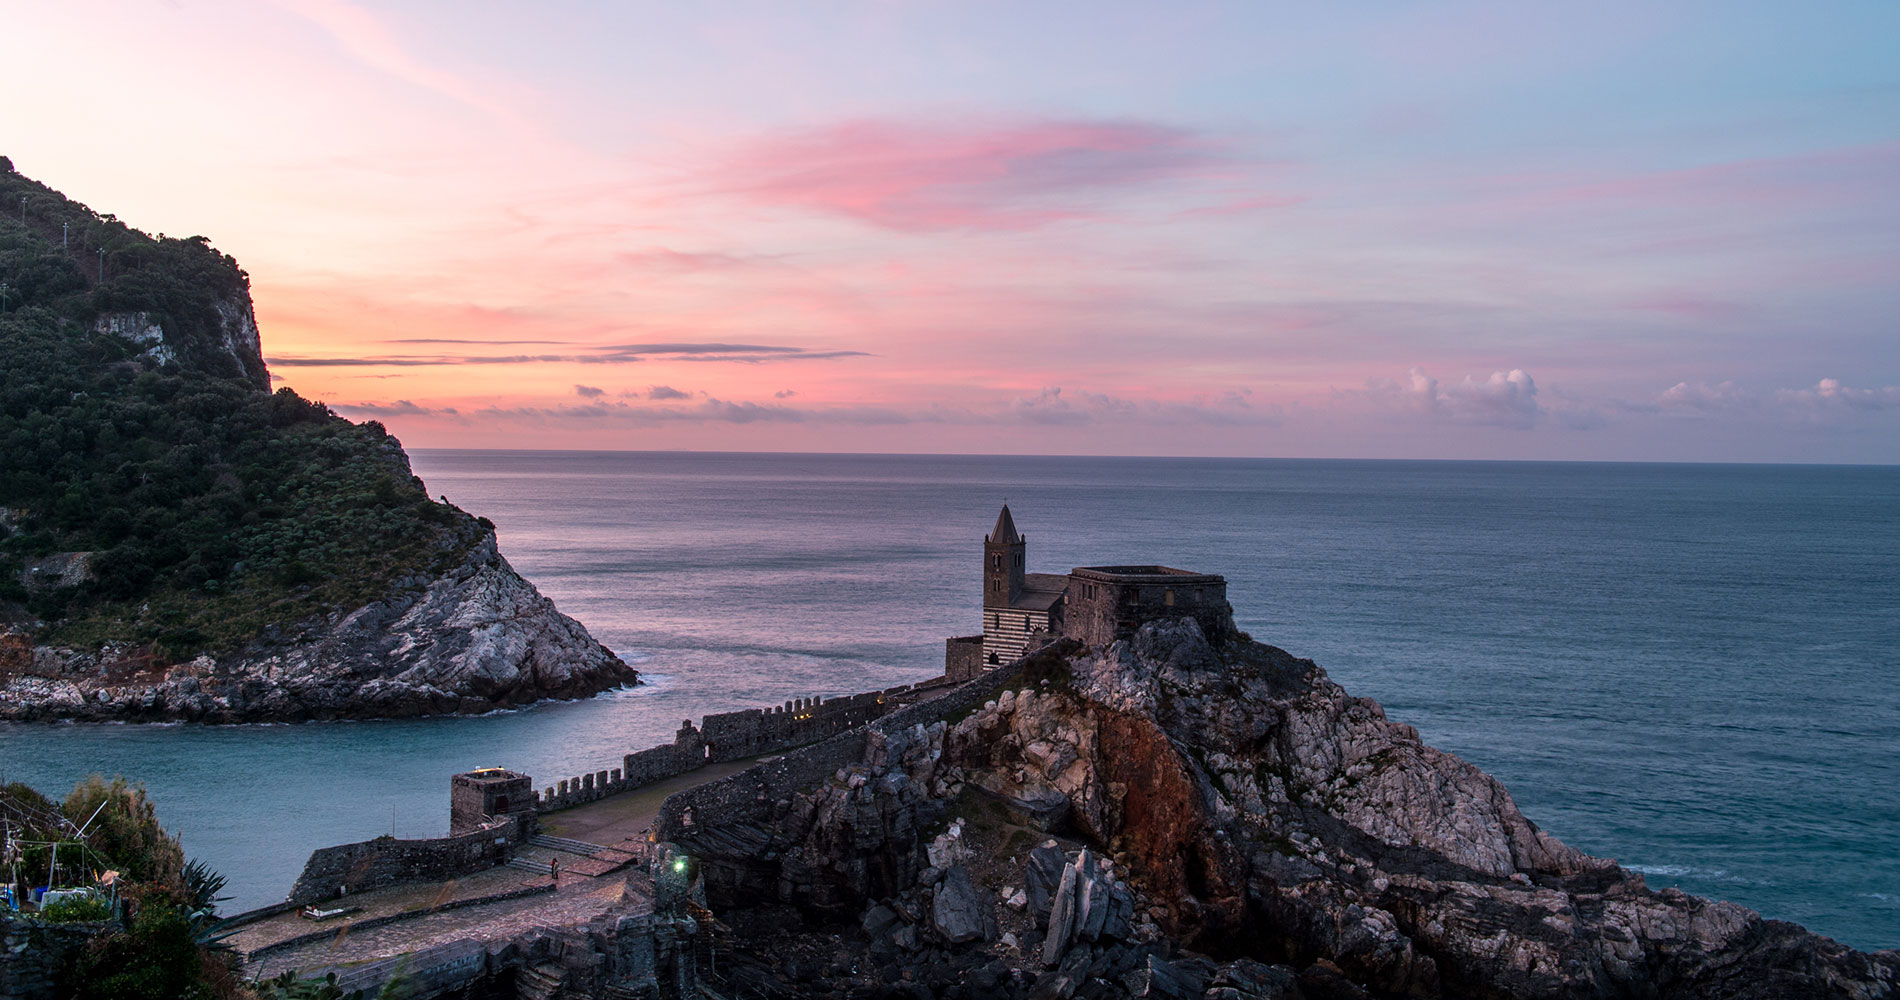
[{"left": 931, "top": 864, "right": 986, "bottom": 944}]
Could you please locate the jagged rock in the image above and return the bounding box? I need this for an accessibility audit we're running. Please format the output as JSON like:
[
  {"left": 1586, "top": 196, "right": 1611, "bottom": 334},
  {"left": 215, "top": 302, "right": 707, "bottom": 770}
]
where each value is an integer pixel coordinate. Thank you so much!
[
  {"left": 1043, "top": 859, "right": 1081, "bottom": 967},
  {"left": 932, "top": 864, "right": 987, "bottom": 944},
  {"left": 1204, "top": 958, "right": 1299, "bottom": 1000},
  {"left": 1122, "top": 953, "right": 1198, "bottom": 999},
  {"left": 1077, "top": 853, "right": 1110, "bottom": 941},
  {"left": 862, "top": 904, "right": 898, "bottom": 938},
  {"left": 1026, "top": 843, "right": 1068, "bottom": 919},
  {"left": 0, "top": 534, "right": 634, "bottom": 722}
]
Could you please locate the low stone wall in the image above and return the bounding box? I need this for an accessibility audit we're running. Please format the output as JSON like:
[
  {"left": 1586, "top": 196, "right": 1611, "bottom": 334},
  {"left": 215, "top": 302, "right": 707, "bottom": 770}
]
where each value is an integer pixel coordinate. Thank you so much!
[
  {"left": 0, "top": 916, "right": 112, "bottom": 1000},
  {"left": 286, "top": 814, "right": 526, "bottom": 905}
]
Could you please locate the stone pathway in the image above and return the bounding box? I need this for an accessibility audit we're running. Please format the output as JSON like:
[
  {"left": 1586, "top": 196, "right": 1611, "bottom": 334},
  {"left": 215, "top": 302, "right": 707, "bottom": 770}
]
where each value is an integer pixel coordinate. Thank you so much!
[
  {"left": 248, "top": 876, "right": 644, "bottom": 980},
  {"left": 235, "top": 756, "right": 761, "bottom": 979}
]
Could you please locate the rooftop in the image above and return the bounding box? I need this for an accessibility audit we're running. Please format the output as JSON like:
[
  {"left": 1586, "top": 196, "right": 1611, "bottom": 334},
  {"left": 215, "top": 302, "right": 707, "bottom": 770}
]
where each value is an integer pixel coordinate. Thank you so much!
[
  {"left": 988, "top": 504, "right": 1021, "bottom": 545},
  {"left": 1008, "top": 573, "right": 1070, "bottom": 612}
]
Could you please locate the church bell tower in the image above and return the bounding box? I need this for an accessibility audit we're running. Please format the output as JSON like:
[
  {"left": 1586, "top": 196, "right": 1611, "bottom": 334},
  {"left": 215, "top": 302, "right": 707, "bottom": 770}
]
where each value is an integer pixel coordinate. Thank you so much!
[{"left": 985, "top": 504, "right": 1026, "bottom": 609}]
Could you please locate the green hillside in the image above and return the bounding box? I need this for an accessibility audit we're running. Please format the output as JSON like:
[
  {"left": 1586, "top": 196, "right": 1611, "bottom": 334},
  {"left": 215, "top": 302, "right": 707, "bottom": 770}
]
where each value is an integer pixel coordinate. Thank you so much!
[{"left": 0, "top": 157, "right": 489, "bottom": 660}]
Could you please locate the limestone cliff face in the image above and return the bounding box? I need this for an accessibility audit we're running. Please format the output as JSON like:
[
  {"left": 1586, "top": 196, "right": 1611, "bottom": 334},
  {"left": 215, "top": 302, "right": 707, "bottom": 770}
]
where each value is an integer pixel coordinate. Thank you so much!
[
  {"left": 0, "top": 534, "right": 635, "bottom": 723},
  {"left": 679, "top": 624, "right": 1898, "bottom": 999}
]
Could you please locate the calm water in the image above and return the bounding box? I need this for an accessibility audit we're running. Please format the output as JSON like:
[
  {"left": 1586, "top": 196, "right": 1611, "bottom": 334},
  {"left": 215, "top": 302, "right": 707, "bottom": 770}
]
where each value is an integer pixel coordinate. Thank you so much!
[{"left": 2, "top": 453, "right": 1896, "bottom": 949}]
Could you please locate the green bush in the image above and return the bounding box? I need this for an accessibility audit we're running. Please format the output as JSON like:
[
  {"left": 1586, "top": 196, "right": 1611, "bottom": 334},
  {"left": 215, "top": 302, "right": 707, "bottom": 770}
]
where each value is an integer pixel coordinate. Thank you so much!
[
  {"left": 37, "top": 892, "right": 111, "bottom": 923},
  {"left": 63, "top": 775, "right": 186, "bottom": 889}
]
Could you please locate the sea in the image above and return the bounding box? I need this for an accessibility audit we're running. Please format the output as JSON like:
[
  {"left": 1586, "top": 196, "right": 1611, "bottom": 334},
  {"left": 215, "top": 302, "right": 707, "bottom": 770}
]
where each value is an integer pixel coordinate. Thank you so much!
[{"left": 2, "top": 452, "right": 1896, "bottom": 950}]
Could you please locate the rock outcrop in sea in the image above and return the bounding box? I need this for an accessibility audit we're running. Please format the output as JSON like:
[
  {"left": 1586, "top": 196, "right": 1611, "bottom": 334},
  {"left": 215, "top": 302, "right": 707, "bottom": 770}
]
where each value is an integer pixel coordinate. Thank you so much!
[
  {"left": 671, "top": 620, "right": 1900, "bottom": 999},
  {"left": 0, "top": 531, "right": 634, "bottom": 723}
]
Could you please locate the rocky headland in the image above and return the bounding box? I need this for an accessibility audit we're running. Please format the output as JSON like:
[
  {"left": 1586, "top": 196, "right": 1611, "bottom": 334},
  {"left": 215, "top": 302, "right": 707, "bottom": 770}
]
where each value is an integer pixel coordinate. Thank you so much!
[
  {"left": 0, "top": 160, "right": 634, "bottom": 722},
  {"left": 0, "top": 531, "right": 633, "bottom": 723},
  {"left": 663, "top": 618, "right": 1899, "bottom": 999}
]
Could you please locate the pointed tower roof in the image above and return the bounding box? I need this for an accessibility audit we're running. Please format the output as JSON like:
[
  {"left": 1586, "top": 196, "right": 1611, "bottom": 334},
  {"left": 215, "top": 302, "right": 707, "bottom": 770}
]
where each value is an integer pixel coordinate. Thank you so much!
[{"left": 988, "top": 504, "right": 1021, "bottom": 544}]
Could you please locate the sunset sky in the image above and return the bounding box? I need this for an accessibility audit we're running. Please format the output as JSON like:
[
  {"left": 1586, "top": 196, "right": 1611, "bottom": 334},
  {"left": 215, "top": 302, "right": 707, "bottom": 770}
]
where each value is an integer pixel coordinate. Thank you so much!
[{"left": 5, "top": 1, "right": 1897, "bottom": 461}]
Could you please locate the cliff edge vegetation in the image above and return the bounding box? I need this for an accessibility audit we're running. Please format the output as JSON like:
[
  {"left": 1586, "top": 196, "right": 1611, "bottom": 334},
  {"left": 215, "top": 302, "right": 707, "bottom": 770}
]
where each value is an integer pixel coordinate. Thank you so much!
[{"left": 0, "top": 157, "right": 635, "bottom": 721}]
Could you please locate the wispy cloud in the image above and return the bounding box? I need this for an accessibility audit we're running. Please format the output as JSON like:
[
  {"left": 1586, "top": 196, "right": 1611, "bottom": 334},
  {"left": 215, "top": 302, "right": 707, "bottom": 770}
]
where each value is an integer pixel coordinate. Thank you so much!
[
  {"left": 573, "top": 384, "right": 605, "bottom": 398},
  {"left": 272, "top": 0, "right": 524, "bottom": 124},
  {"left": 1007, "top": 386, "right": 1275, "bottom": 427},
  {"left": 332, "top": 399, "right": 460, "bottom": 418},
  {"left": 266, "top": 342, "right": 869, "bottom": 367},
  {"left": 700, "top": 118, "right": 1230, "bottom": 231}
]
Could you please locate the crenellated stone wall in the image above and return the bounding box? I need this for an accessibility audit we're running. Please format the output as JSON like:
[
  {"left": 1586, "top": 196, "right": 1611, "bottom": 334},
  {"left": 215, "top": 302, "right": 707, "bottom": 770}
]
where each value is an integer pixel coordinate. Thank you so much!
[
  {"left": 531, "top": 681, "right": 948, "bottom": 813},
  {"left": 653, "top": 647, "right": 1059, "bottom": 845}
]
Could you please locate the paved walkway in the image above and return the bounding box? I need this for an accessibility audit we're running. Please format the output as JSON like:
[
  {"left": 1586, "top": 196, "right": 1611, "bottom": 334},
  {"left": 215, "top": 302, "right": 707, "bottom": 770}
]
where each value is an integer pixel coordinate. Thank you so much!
[
  {"left": 538, "top": 757, "right": 760, "bottom": 845},
  {"left": 247, "top": 875, "right": 643, "bottom": 980},
  {"left": 236, "top": 757, "right": 761, "bottom": 978}
]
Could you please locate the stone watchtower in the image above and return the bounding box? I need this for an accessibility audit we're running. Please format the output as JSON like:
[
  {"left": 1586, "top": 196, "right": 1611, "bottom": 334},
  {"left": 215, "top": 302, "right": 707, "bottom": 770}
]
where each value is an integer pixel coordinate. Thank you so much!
[
  {"left": 985, "top": 504, "right": 1027, "bottom": 609},
  {"left": 450, "top": 768, "right": 534, "bottom": 836}
]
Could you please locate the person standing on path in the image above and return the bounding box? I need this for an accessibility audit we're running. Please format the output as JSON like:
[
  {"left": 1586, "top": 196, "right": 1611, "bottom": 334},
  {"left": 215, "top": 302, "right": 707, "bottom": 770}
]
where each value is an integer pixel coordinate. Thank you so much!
[{"left": 550, "top": 857, "right": 560, "bottom": 886}]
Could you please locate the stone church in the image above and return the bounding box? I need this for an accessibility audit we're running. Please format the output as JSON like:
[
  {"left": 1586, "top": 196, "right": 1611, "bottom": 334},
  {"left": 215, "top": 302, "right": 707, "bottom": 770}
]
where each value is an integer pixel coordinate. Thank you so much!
[{"left": 945, "top": 505, "right": 1232, "bottom": 679}]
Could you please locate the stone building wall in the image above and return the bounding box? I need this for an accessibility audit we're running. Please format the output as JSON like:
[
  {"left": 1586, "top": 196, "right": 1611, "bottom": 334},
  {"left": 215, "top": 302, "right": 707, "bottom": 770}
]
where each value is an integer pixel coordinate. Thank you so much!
[
  {"left": 983, "top": 607, "right": 1058, "bottom": 666},
  {"left": 944, "top": 635, "right": 985, "bottom": 681},
  {"left": 1063, "top": 566, "right": 1232, "bottom": 648},
  {"left": 449, "top": 769, "right": 532, "bottom": 835}
]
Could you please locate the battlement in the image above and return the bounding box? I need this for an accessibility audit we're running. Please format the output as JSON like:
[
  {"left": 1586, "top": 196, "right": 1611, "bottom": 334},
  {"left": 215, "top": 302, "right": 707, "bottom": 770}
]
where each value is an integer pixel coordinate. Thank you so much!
[{"left": 525, "top": 682, "right": 944, "bottom": 814}]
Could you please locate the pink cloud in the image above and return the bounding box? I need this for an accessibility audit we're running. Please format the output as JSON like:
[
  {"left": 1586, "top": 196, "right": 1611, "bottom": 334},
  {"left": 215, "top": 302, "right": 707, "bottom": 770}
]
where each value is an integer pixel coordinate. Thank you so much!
[{"left": 699, "top": 118, "right": 1226, "bottom": 231}]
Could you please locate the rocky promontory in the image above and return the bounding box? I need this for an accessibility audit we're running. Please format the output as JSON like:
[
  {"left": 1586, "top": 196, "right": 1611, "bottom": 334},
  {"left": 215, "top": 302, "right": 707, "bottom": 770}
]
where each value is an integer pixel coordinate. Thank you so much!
[
  {"left": 0, "top": 160, "right": 634, "bottom": 722},
  {"left": 0, "top": 533, "right": 633, "bottom": 723},
  {"left": 663, "top": 618, "right": 1899, "bottom": 999}
]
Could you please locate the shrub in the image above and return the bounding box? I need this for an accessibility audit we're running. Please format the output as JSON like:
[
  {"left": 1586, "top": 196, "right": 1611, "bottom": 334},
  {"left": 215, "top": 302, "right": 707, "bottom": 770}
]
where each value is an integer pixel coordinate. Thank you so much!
[{"left": 37, "top": 892, "right": 112, "bottom": 923}]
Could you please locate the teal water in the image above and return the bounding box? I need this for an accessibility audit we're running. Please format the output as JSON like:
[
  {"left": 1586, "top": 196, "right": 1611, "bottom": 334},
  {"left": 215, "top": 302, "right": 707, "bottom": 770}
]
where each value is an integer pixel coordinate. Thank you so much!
[{"left": 2, "top": 453, "right": 1896, "bottom": 949}]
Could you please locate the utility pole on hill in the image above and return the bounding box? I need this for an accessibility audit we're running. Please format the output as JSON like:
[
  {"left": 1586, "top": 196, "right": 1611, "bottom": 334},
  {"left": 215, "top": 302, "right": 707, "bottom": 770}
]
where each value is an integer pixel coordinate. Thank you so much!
[
  {"left": 62, "top": 222, "right": 68, "bottom": 249},
  {"left": 16, "top": 196, "right": 23, "bottom": 225},
  {"left": 98, "top": 248, "right": 105, "bottom": 283},
  {"left": 1, "top": 282, "right": 10, "bottom": 314}
]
